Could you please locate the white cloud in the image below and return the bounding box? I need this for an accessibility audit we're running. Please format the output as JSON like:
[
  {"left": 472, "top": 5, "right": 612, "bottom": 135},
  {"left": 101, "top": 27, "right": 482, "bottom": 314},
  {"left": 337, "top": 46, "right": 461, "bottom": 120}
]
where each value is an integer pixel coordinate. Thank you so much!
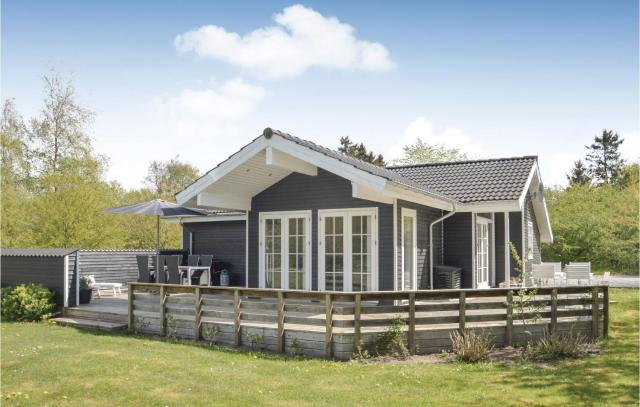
[
  {"left": 390, "top": 116, "right": 487, "bottom": 160},
  {"left": 621, "top": 130, "right": 639, "bottom": 163},
  {"left": 153, "top": 78, "right": 266, "bottom": 141},
  {"left": 174, "top": 4, "right": 395, "bottom": 79}
]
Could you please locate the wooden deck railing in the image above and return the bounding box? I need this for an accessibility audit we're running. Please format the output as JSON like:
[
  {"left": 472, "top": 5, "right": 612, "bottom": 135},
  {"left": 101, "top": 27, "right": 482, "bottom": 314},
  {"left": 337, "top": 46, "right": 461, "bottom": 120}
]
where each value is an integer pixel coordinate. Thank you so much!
[{"left": 128, "top": 283, "right": 609, "bottom": 360}]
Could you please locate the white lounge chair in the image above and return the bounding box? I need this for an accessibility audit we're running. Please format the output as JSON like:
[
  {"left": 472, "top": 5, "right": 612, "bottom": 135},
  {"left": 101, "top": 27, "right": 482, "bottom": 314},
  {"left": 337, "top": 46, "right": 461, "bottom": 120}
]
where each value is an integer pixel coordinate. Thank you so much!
[
  {"left": 87, "top": 275, "right": 123, "bottom": 297},
  {"left": 531, "top": 263, "right": 559, "bottom": 286},
  {"left": 596, "top": 271, "right": 611, "bottom": 285},
  {"left": 564, "top": 262, "right": 593, "bottom": 285}
]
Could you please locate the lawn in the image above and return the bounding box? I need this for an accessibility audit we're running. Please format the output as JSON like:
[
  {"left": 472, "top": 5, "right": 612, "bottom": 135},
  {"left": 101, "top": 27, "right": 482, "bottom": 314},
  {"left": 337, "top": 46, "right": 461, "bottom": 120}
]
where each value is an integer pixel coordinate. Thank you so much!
[{"left": 1, "top": 289, "right": 638, "bottom": 406}]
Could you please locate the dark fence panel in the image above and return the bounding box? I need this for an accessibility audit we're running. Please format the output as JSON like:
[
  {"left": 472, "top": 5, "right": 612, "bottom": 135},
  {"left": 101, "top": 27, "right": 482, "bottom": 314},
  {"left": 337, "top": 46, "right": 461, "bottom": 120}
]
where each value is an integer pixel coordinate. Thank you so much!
[{"left": 1, "top": 255, "right": 68, "bottom": 307}]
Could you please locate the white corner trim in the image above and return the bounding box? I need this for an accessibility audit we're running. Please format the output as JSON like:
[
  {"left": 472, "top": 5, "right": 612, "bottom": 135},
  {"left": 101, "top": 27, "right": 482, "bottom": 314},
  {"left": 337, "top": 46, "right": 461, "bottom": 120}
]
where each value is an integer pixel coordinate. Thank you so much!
[
  {"left": 392, "top": 199, "right": 398, "bottom": 291},
  {"left": 518, "top": 163, "right": 538, "bottom": 209},
  {"left": 63, "top": 255, "right": 69, "bottom": 308},
  {"left": 245, "top": 211, "right": 249, "bottom": 288},
  {"left": 400, "top": 207, "right": 418, "bottom": 291},
  {"left": 265, "top": 146, "right": 317, "bottom": 176},
  {"left": 504, "top": 211, "right": 510, "bottom": 287}
]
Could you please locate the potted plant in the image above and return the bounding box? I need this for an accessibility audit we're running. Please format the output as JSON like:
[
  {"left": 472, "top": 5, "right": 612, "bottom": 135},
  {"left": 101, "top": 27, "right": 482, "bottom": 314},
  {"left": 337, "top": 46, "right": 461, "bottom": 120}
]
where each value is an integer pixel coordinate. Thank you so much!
[{"left": 79, "top": 276, "right": 93, "bottom": 304}]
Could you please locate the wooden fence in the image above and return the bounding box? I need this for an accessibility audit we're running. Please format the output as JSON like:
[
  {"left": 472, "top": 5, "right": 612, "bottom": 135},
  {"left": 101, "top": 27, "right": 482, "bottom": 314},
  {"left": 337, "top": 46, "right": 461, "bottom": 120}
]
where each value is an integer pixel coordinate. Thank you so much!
[{"left": 128, "top": 283, "right": 608, "bottom": 360}]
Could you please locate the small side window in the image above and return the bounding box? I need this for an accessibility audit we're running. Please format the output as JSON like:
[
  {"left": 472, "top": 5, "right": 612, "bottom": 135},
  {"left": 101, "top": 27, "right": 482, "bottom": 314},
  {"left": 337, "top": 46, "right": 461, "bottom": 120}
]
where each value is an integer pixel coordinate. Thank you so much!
[{"left": 527, "top": 221, "right": 534, "bottom": 260}]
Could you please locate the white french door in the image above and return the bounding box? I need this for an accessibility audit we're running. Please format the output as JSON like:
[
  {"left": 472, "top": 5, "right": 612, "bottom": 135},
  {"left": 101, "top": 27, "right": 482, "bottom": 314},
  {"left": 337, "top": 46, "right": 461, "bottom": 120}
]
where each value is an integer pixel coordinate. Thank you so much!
[
  {"left": 259, "top": 211, "right": 311, "bottom": 290},
  {"left": 319, "top": 208, "right": 377, "bottom": 292},
  {"left": 475, "top": 217, "right": 490, "bottom": 289}
]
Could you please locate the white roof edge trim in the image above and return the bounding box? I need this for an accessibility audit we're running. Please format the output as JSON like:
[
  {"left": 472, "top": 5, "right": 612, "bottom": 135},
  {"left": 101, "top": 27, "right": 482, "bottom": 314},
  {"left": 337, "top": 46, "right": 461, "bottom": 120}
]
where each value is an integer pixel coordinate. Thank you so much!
[
  {"left": 163, "top": 215, "right": 247, "bottom": 224},
  {"left": 456, "top": 200, "right": 520, "bottom": 212},
  {"left": 176, "top": 136, "right": 269, "bottom": 205},
  {"left": 518, "top": 160, "right": 553, "bottom": 243}
]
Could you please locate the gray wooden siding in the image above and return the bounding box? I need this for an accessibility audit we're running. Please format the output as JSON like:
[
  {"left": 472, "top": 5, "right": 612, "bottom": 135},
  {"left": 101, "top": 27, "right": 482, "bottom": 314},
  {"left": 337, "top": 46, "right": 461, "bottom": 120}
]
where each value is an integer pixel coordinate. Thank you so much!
[
  {"left": 442, "top": 213, "right": 473, "bottom": 288},
  {"left": 494, "top": 213, "right": 506, "bottom": 285},
  {"left": 182, "top": 221, "right": 247, "bottom": 286},
  {"left": 249, "top": 169, "right": 394, "bottom": 290},
  {"left": 509, "top": 211, "right": 523, "bottom": 278},
  {"left": 524, "top": 193, "right": 542, "bottom": 270},
  {"left": 395, "top": 200, "right": 444, "bottom": 290},
  {"left": 1, "top": 255, "right": 67, "bottom": 307}
]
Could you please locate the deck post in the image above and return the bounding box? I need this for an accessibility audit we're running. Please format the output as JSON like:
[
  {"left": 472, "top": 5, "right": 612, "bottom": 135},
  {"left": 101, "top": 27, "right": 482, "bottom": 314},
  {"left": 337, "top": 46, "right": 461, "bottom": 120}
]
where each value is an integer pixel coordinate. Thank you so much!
[
  {"left": 127, "top": 283, "right": 134, "bottom": 331},
  {"left": 506, "top": 290, "right": 513, "bottom": 346},
  {"left": 160, "top": 285, "right": 166, "bottom": 337},
  {"left": 277, "top": 291, "right": 285, "bottom": 354},
  {"left": 194, "top": 287, "right": 202, "bottom": 341},
  {"left": 603, "top": 286, "right": 609, "bottom": 338},
  {"left": 458, "top": 291, "right": 466, "bottom": 333},
  {"left": 234, "top": 290, "right": 241, "bottom": 346},
  {"left": 354, "top": 294, "right": 361, "bottom": 353},
  {"left": 550, "top": 288, "right": 558, "bottom": 335},
  {"left": 325, "top": 293, "right": 333, "bottom": 359},
  {"left": 592, "top": 287, "right": 599, "bottom": 339},
  {"left": 409, "top": 292, "right": 416, "bottom": 354}
]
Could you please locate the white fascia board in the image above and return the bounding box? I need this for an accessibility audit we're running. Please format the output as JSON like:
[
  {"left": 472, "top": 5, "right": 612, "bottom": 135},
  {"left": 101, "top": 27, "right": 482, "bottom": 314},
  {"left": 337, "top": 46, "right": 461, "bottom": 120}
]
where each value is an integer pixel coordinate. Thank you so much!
[
  {"left": 265, "top": 146, "right": 317, "bottom": 176},
  {"left": 176, "top": 136, "right": 269, "bottom": 205},
  {"left": 197, "top": 191, "right": 251, "bottom": 211},
  {"left": 352, "top": 182, "right": 394, "bottom": 204},
  {"left": 163, "top": 215, "right": 247, "bottom": 224},
  {"left": 518, "top": 163, "right": 538, "bottom": 208},
  {"left": 269, "top": 136, "right": 388, "bottom": 192},
  {"left": 457, "top": 200, "right": 521, "bottom": 213},
  {"left": 383, "top": 183, "right": 454, "bottom": 211},
  {"left": 535, "top": 197, "right": 554, "bottom": 243}
]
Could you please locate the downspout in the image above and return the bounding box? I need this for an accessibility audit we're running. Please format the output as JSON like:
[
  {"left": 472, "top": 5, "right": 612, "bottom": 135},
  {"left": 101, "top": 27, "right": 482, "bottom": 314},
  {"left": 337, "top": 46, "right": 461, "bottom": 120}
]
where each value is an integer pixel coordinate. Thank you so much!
[{"left": 429, "top": 204, "right": 457, "bottom": 289}]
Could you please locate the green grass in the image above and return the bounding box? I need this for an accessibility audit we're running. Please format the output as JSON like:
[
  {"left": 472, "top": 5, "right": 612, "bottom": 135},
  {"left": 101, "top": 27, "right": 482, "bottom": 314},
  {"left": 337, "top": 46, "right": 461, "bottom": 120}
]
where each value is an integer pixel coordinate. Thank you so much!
[{"left": 1, "top": 289, "right": 638, "bottom": 406}]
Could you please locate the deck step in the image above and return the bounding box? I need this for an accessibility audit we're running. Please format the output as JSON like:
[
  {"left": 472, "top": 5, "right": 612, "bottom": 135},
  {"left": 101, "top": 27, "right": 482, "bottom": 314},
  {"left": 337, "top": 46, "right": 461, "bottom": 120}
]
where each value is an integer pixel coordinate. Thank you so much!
[
  {"left": 51, "top": 317, "right": 127, "bottom": 332},
  {"left": 64, "top": 307, "right": 128, "bottom": 324}
]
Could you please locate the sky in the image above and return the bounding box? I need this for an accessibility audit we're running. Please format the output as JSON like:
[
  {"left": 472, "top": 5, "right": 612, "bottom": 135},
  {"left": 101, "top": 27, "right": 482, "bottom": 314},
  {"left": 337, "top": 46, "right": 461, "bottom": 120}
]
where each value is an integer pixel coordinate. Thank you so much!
[{"left": 2, "top": 0, "right": 638, "bottom": 188}]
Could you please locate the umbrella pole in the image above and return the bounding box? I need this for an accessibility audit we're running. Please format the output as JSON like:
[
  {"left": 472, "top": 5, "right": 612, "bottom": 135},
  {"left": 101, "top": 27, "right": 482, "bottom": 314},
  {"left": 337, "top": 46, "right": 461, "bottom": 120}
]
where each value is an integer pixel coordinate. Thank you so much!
[{"left": 156, "top": 215, "right": 161, "bottom": 284}]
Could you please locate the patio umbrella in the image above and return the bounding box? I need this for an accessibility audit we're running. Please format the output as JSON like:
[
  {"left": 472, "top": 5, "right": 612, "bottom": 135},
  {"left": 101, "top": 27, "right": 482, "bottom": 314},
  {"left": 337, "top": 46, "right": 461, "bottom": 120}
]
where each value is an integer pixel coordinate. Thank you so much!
[{"left": 104, "top": 199, "right": 208, "bottom": 281}]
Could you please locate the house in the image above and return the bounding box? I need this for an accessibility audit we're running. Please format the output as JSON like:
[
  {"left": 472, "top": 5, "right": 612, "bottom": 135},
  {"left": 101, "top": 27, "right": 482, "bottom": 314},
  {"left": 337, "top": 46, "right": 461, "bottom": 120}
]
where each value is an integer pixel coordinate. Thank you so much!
[{"left": 172, "top": 128, "right": 553, "bottom": 292}]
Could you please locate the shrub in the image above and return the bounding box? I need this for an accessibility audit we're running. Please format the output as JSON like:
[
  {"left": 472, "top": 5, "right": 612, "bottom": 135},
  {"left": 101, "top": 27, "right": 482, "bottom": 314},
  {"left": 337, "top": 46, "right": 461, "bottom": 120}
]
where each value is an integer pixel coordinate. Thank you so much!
[
  {"left": 375, "top": 317, "right": 409, "bottom": 358},
  {"left": 450, "top": 329, "right": 492, "bottom": 363},
  {"left": 1, "top": 284, "right": 56, "bottom": 322},
  {"left": 79, "top": 277, "right": 91, "bottom": 290},
  {"left": 527, "top": 331, "right": 589, "bottom": 360}
]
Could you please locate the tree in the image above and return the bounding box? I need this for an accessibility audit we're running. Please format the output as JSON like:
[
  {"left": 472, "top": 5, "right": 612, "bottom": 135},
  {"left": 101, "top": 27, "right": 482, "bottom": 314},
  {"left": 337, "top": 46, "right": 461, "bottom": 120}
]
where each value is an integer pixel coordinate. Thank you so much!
[
  {"left": 144, "top": 156, "right": 200, "bottom": 199},
  {"left": 566, "top": 160, "right": 591, "bottom": 186},
  {"left": 393, "top": 137, "right": 468, "bottom": 165},
  {"left": 29, "top": 73, "right": 94, "bottom": 182},
  {"left": 1, "top": 99, "right": 33, "bottom": 247},
  {"left": 585, "top": 130, "right": 625, "bottom": 185},
  {"left": 338, "top": 136, "right": 385, "bottom": 166}
]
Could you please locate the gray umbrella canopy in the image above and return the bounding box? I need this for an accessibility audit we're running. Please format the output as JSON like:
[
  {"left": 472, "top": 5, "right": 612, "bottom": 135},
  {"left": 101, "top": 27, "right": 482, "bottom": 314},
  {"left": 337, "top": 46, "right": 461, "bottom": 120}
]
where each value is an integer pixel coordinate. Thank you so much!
[
  {"left": 104, "top": 199, "right": 209, "bottom": 273},
  {"left": 104, "top": 199, "right": 208, "bottom": 217}
]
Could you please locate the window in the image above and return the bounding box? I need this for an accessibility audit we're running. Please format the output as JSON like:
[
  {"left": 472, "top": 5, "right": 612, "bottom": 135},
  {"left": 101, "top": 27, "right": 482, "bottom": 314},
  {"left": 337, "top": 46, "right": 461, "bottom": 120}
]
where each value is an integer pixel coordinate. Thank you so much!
[
  {"left": 527, "top": 221, "right": 534, "bottom": 260},
  {"left": 319, "top": 208, "right": 377, "bottom": 292},
  {"left": 259, "top": 211, "right": 311, "bottom": 290}
]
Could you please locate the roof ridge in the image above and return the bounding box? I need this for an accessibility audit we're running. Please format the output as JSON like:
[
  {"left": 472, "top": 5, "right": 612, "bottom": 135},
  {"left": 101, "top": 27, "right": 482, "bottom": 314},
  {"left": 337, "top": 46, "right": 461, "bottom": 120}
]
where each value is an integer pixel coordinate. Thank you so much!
[{"left": 386, "top": 155, "right": 538, "bottom": 169}]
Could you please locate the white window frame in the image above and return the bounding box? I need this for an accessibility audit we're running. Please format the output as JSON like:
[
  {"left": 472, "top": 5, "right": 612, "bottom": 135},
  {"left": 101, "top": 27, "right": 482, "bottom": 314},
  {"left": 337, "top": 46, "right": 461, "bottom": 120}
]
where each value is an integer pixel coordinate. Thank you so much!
[
  {"left": 527, "top": 220, "right": 534, "bottom": 260},
  {"left": 475, "top": 216, "right": 491, "bottom": 289},
  {"left": 400, "top": 208, "right": 417, "bottom": 291},
  {"left": 259, "top": 210, "right": 312, "bottom": 290},
  {"left": 318, "top": 208, "right": 378, "bottom": 292}
]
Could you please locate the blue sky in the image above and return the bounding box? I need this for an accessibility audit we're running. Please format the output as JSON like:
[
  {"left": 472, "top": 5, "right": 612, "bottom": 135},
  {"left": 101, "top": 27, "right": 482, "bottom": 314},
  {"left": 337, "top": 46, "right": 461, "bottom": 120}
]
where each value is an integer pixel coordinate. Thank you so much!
[{"left": 3, "top": 0, "right": 638, "bottom": 188}]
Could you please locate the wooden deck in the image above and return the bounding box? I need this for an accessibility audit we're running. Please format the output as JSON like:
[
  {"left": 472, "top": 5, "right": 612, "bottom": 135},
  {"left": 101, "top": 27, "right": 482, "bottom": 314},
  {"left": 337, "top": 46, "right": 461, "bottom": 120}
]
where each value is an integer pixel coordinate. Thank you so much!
[{"left": 108, "top": 284, "right": 607, "bottom": 360}]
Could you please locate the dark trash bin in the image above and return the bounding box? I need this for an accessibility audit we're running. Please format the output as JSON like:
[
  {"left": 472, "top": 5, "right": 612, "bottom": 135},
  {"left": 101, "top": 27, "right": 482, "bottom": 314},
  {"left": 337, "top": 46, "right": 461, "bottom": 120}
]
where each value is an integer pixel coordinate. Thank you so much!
[{"left": 434, "top": 265, "right": 462, "bottom": 289}]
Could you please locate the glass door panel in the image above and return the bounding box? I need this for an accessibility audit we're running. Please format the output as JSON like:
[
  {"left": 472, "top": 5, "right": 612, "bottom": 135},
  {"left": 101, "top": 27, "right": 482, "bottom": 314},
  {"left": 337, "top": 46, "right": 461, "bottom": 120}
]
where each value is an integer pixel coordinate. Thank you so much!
[
  {"left": 288, "top": 217, "right": 306, "bottom": 290},
  {"left": 324, "top": 216, "right": 345, "bottom": 291},
  {"left": 352, "top": 215, "right": 372, "bottom": 292},
  {"left": 265, "top": 218, "right": 282, "bottom": 289},
  {"left": 476, "top": 221, "right": 489, "bottom": 288},
  {"left": 402, "top": 214, "right": 415, "bottom": 290}
]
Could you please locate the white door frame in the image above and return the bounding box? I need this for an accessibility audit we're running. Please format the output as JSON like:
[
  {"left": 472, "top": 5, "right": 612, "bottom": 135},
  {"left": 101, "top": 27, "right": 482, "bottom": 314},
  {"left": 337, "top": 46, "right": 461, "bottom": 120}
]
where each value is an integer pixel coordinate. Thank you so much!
[
  {"left": 259, "top": 210, "right": 312, "bottom": 290},
  {"left": 318, "top": 207, "right": 378, "bottom": 291},
  {"left": 475, "top": 216, "right": 491, "bottom": 289},
  {"left": 400, "top": 208, "right": 417, "bottom": 291}
]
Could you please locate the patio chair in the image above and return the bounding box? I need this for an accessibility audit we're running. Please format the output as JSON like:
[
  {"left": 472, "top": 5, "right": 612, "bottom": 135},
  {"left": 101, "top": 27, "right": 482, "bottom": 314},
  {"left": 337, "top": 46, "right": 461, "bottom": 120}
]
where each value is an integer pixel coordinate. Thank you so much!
[
  {"left": 191, "top": 255, "right": 213, "bottom": 286},
  {"left": 531, "top": 263, "right": 557, "bottom": 286},
  {"left": 597, "top": 271, "right": 611, "bottom": 285},
  {"left": 166, "top": 255, "right": 181, "bottom": 284},
  {"left": 565, "top": 262, "right": 592, "bottom": 285},
  {"left": 180, "top": 255, "right": 201, "bottom": 284},
  {"left": 156, "top": 255, "right": 167, "bottom": 284},
  {"left": 86, "top": 274, "right": 123, "bottom": 297},
  {"left": 137, "top": 255, "right": 153, "bottom": 283}
]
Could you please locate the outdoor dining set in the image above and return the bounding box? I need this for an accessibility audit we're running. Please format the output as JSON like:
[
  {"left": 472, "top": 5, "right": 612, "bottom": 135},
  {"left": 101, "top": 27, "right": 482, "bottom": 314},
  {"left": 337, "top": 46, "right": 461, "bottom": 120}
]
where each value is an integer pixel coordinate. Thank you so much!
[
  {"left": 136, "top": 254, "right": 223, "bottom": 286},
  {"left": 529, "top": 261, "right": 609, "bottom": 287}
]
